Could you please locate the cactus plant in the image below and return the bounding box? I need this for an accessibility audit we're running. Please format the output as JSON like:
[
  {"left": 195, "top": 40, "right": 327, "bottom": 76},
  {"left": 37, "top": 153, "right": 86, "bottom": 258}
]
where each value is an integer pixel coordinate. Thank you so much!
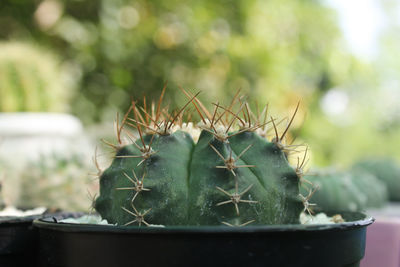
[
  {"left": 0, "top": 161, "right": 4, "bottom": 209},
  {"left": 350, "top": 169, "right": 388, "bottom": 208},
  {"left": 353, "top": 158, "right": 400, "bottom": 201},
  {"left": 94, "top": 89, "right": 315, "bottom": 226},
  {"left": 0, "top": 41, "right": 71, "bottom": 112},
  {"left": 301, "top": 169, "right": 388, "bottom": 212}
]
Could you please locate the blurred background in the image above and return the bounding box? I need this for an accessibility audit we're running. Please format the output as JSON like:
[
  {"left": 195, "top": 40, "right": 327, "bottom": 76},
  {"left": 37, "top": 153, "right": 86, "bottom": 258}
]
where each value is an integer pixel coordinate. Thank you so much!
[{"left": 0, "top": 0, "right": 400, "bottom": 211}]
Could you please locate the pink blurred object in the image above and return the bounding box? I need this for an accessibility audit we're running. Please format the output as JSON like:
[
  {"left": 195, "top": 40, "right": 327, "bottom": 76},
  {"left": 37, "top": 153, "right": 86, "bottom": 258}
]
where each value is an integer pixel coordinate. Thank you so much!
[{"left": 361, "top": 216, "right": 400, "bottom": 267}]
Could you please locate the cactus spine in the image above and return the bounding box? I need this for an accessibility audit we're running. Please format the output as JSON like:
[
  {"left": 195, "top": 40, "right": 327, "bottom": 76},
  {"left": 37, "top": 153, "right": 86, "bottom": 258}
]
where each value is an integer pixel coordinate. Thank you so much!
[{"left": 95, "top": 89, "right": 312, "bottom": 226}]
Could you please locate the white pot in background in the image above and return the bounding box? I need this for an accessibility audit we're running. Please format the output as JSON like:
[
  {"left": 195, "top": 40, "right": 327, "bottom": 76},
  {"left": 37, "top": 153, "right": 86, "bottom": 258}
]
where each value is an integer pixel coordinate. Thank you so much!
[
  {"left": 0, "top": 112, "right": 93, "bottom": 206},
  {"left": 0, "top": 112, "right": 91, "bottom": 162}
]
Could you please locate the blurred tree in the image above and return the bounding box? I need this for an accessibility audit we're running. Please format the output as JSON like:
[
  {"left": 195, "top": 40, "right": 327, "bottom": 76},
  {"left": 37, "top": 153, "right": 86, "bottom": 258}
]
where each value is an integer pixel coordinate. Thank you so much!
[
  {"left": 0, "top": 0, "right": 357, "bottom": 124},
  {"left": 7, "top": 0, "right": 395, "bottom": 168},
  {"left": 297, "top": 0, "right": 400, "bottom": 166},
  {"left": 0, "top": 41, "right": 72, "bottom": 112}
]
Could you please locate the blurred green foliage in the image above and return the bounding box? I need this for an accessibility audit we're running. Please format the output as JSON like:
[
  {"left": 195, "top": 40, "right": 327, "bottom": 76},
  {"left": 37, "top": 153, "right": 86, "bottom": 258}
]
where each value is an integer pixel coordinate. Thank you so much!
[
  {"left": 1, "top": 0, "right": 398, "bottom": 166},
  {"left": 298, "top": 0, "right": 400, "bottom": 166},
  {"left": 0, "top": 0, "right": 357, "bottom": 121},
  {"left": 0, "top": 41, "right": 71, "bottom": 112}
]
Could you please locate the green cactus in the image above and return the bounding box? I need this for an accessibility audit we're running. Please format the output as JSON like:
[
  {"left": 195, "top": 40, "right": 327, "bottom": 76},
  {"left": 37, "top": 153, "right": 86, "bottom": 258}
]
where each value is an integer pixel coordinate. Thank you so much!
[
  {"left": 95, "top": 91, "right": 310, "bottom": 226},
  {"left": 0, "top": 42, "right": 71, "bottom": 112},
  {"left": 301, "top": 169, "right": 387, "bottom": 212},
  {"left": 353, "top": 158, "right": 400, "bottom": 201},
  {"left": 350, "top": 169, "right": 388, "bottom": 208}
]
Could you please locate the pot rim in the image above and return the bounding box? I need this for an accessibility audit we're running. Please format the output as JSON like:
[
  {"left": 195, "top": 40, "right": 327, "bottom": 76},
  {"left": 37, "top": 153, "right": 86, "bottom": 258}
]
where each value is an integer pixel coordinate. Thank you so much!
[
  {"left": 33, "top": 211, "right": 374, "bottom": 234},
  {"left": 0, "top": 214, "right": 43, "bottom": 226}
]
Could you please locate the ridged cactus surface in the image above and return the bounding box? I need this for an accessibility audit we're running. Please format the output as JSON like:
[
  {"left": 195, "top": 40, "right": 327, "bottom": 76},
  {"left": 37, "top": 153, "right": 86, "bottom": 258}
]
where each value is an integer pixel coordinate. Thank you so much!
[
  {"left": 353, "top": 158, "right": 400, "bottom": 201},
  {"left": 350, "top": 169, "right": 388, "bottom": 208},
  {"left": 95, "top": 90, "right": 311, "bottom": 226},
  {"left": 302, "top": 169, "right": 388, "bottom": 212}
]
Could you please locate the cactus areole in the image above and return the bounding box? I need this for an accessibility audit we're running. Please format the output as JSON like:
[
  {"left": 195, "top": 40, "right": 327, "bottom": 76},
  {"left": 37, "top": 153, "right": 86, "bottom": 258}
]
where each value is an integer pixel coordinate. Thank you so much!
[{"left": 95, "top": 89, "right": 311, "bottom": 226}]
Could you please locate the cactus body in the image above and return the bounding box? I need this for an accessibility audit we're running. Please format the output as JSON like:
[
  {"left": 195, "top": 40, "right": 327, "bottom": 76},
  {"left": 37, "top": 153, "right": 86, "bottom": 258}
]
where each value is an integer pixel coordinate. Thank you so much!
[
  {"left": 96, "top": 131, "right": 193, "bottom": 225},
  {"left": 302, "top": 169, "right": 387, "bottom": 212},
  {"left": 353, "top": 158, "right": 400, "bottom": 201},
  {"left": 95, "top": 93, "right": 305, "bottom": 226},
  {"left": 350, "top": 169, "right": 388, "bottom": 208}
]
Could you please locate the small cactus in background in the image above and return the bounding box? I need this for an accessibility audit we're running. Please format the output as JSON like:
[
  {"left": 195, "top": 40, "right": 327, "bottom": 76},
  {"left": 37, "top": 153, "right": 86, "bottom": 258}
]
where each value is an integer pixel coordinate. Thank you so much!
[
  {"left": 16, "top": 154, "right": 97, "bottom": 211},
  {"left": 94, "top": 89, "right": 315, "bottom": 226},
  {"left": 0, "top": 41, "right": 71, "bottom": 112},
  {"left": 0, "top": 162, "right": 5, "bottom": 209},
  {"left": 350, "top": 169, "right": 388, "bottom": 208},
  {"left": 353, "top": 158, "right": 400, "bottom": 201},
  {"left": 0, "top": 158, "right": 22, "bottom": 207},
  {"left": 301, "top": 169, "right": 388, "bottom": 212}
]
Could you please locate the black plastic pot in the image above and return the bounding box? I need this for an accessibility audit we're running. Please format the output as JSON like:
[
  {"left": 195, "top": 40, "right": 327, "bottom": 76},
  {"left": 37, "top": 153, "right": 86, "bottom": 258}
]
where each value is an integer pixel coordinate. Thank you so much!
[
  {"left": 0, "top": 211, "right": 84, "bottom": 267},
  {"left": 0, "top": 214, "right": 42, "bottom": 267},
  {"left": 34, "top": 211, "right": 373, "bottom": 267}
]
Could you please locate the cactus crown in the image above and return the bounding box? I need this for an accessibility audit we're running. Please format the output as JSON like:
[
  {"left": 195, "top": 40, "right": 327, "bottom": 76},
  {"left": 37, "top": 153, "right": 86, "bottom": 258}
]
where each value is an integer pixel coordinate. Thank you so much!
[{"left": 95, "top": 88, "right": 314, "bottom": 226}]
